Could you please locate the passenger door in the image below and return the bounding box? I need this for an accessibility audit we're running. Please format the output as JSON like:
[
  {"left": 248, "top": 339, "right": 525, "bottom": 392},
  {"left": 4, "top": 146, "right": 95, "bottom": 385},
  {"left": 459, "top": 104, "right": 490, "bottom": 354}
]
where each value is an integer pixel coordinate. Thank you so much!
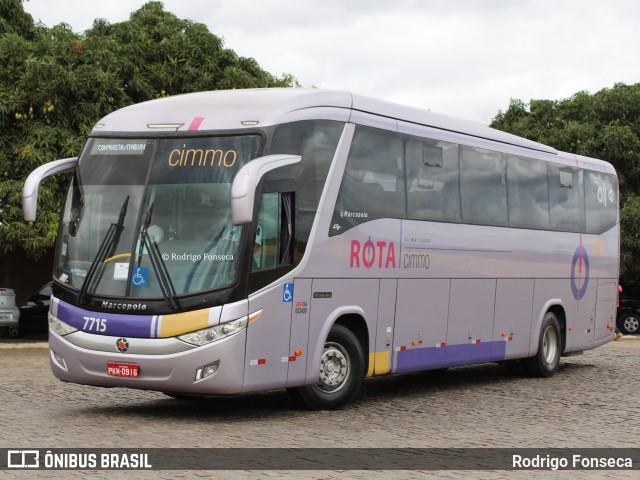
[{"left": 243, "top": 191, "right": 296, "bottom": 392}]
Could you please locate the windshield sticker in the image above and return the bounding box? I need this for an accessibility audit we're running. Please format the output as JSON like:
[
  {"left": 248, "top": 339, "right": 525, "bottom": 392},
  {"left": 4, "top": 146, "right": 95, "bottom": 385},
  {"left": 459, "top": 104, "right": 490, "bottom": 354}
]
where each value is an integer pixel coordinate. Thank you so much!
[
  {"left": 131, "top": 267, "right": 149, "bottom": 287},
  {"left": 150, "top": 136, "right": 259, "bottom": 185},
  {"left": 113, "top": 263, "right": 129, "bottom": 281},
  {"left": 166, "top": 145, "right": 237, "bottom": 168},
  {"left": 91, "top": 141, "right": 147, "bottom": 155}
]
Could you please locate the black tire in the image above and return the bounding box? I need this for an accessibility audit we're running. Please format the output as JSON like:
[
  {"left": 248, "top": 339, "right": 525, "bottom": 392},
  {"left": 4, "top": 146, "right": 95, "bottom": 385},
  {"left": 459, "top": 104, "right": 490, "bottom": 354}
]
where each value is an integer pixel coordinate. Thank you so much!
[
  {"left": 287, "top": 324, "right": 365, "bottom": 410},
  {"left": 523, "top": 312, "right": 562, "bottom": 378},
  {"left": 7, "top": 323, "right": 25, "bottom": 339},
  {"left": 618, "top": 311, "right": 640, "bottom": 335}
]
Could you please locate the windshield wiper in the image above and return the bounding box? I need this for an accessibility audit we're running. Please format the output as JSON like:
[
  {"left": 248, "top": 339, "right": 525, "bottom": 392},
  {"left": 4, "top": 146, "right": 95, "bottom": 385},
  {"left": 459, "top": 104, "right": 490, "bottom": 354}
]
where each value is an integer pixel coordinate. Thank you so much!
[
  {"left": 137, "top": 203, "right": 178, "bottom": 310},
  {"left": 78, "top": 195, "right": 129, "bottom": 304}
]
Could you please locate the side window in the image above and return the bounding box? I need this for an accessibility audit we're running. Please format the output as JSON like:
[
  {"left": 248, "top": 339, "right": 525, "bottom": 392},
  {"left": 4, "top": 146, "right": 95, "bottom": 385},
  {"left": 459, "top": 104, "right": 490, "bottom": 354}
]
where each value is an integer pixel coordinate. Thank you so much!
[
  {"left": 548, "top": 165, "right": 584, "bottom": 232},
  {"left": 331, "top": 126, "right": 405, "bottom": 235},
  {"left": 406, "top": 137, "right": 460, "bottom": 223},
  {"left": 460, "top": 146, "right": 508, "bottom": 227},
  {"left": 252, "top": 192, "right": 294, "bottom": 272},
  {"left": 507, "top": 156, "right": 549, "bottom": 229},
  {"left": 584, "top": 170, "right": 618, "bottom": 234},
  {"left": 270, "top": 120, "right": 343, "bottom": 258}
]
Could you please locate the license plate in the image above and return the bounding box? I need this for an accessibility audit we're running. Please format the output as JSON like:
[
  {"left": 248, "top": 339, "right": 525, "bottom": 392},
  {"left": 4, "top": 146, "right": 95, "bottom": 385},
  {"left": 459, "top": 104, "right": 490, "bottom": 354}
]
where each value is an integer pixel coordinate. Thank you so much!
[
  {"left": 107, "top": 362, "right": 139, "bottom": 378},
  {"left": 0, "top": 312, "right": 12, "bottom": 321}
]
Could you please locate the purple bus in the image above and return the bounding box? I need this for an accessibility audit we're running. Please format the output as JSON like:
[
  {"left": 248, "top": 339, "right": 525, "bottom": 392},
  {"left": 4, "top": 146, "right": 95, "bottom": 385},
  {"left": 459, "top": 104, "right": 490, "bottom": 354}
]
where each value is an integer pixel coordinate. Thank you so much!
[{"left": 23, "top": 89, "right": 619, "bottom": 409}]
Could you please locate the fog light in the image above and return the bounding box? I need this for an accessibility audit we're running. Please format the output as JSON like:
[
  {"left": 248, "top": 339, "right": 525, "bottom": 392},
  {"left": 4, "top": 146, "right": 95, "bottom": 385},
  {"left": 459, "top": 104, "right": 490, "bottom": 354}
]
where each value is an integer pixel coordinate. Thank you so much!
[
  {"left": 53, "top": 350, "right": 68, "bottom": 371},
  {"left": 194, "top": 362, "right": 219, "bottom": 382}
]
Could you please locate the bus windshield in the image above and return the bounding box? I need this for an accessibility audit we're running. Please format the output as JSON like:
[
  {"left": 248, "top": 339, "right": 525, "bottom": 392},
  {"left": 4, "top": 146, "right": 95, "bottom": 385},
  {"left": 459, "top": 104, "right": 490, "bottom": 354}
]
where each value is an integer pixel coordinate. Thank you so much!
[{"left": 55, "top": 135, "right": 261, "bottom": 299}]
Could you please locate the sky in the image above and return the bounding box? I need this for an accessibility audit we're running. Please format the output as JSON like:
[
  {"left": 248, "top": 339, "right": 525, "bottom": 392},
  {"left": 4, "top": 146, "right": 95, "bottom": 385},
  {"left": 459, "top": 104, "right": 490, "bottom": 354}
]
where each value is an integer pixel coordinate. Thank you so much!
[{"left": 21, "top": 0, "right": 640, "bottom": 124}]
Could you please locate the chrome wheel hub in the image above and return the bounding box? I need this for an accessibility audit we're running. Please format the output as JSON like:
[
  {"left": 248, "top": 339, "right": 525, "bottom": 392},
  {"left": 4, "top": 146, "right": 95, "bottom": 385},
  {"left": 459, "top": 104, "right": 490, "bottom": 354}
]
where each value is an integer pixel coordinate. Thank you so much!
[
  {"left": 542, "top": 326, "right": 558, "bottom": 364},
  {"left": 316, "top": 342, "right": 350, "bottom": 393}
]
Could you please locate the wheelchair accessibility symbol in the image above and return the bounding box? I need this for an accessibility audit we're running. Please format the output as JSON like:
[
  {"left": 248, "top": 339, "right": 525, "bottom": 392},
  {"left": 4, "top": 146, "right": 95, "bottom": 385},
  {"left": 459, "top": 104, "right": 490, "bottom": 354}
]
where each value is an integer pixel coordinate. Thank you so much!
[
  {"left": 131, "top": 267, "right": 149, "bottom": 287},
  {"left": 282, "top": 283, "right": 294, "bottom": 302}
]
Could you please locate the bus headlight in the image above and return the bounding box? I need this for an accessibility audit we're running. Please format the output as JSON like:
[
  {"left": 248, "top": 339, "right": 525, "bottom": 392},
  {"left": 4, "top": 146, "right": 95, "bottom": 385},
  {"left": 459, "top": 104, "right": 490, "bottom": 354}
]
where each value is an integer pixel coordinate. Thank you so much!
[
  {"left": 178, "top": 316, "right": 248, "bottom": 346},
  {"left": 48, "top": 312, "right": 78, "bottom": 336}
]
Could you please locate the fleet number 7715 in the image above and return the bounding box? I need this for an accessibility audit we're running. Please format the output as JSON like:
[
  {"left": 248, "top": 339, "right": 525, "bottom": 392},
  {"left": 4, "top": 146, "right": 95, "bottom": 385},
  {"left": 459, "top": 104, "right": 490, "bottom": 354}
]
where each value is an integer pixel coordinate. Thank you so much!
[{"left": 83, "top": 316, "right": 107, "bottom": 332}]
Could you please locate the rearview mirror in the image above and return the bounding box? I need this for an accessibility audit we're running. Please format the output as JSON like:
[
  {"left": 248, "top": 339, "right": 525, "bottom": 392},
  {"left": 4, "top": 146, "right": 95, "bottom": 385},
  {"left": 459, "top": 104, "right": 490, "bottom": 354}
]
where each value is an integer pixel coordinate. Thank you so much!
[
  {"left": 231, "top": 154, "right": 301, "bottom": 225},
  {"left": 23, "top": 157, "right": 78, "bottom": 221}
]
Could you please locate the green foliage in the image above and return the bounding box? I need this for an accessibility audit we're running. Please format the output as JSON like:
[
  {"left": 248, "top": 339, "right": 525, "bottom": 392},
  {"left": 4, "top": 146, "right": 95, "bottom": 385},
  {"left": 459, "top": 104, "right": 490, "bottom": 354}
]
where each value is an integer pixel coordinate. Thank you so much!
[
  {"left": 0, "top": 0, "right": 295, "bottom": 258},
  {"left": 0, "top": 0, "right": 35, "bottom": 38},
  {"left": 491, "top": 83, "right": 640, "bottom": 281},
  {"left": 620, "top": 195, "right": 640, "bottom": 280}
]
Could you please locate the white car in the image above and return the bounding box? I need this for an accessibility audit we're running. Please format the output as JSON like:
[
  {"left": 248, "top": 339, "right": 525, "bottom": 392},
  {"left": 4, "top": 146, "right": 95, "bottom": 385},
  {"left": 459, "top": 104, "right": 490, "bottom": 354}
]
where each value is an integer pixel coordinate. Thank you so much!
[{"left": 0, "top": 288, "right": 20, "bottom": 329}]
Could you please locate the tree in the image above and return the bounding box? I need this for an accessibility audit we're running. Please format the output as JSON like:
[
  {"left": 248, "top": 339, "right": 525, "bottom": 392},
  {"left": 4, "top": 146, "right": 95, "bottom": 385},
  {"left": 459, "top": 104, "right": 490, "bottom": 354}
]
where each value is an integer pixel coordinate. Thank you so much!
[
  {"left": 491, "top": 83, "right": 640, "bottom": 281},
  {"left": 0, "top": 0, "right": 35, "bottom": 38},
  {"left": 0, "top": 0, "right": 295, "bottom": 258}
]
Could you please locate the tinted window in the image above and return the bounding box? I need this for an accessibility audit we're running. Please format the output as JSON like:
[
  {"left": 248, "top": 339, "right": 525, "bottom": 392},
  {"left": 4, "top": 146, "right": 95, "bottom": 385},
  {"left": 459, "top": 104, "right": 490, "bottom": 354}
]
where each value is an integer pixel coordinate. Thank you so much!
[
  {"left": 270, "top": 121, "right": 344, "bottom": 254},
  {"left": 585, "top": 170, "right": 618, "bottom": 234},
  {"left": 460, "top": 146, "right": 507, "bottom": 226},
  {"left": 548, "top": 165, "right": 584, "bottom": 232},
  {"left": 252, "top": 193, "right": 280, "bottom": 272},
  {"left": 131, "top": 135, "right": 260, "bottom": 297},
  {"left": 331, "top": 126, "right": 405, "bottom": 234},
  {"left": 507, "top": 156, "right": 549, "bottom": 229},
  {"left": 406, "top": 138, "right": 460, "bottom": 223}
]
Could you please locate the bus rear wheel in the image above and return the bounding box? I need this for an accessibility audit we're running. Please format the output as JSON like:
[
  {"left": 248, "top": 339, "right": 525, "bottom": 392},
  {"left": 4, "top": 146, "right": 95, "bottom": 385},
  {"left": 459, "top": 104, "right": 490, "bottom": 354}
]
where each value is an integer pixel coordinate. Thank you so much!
[
  {"left": 288, "top": 324, "right": 365, "bottom": 410},
  {"left": 523, "top": 312, "right": 561, "bottom": 378}
]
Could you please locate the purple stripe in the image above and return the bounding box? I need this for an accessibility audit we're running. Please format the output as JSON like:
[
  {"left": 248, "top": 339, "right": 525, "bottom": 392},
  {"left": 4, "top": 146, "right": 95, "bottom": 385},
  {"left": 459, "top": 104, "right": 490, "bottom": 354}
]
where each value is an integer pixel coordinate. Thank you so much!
[
  {"left": 56, "top": 300, "right": 155, "bottom": 338},
  {"left": 395, "top": 341, "right": 507, "bottom": 373},
  {"left": 395, "top": 347, "right": 446, "bottom": 373},
  {"left": 445, "top": 342, "right": 495, "bottom": 367}
]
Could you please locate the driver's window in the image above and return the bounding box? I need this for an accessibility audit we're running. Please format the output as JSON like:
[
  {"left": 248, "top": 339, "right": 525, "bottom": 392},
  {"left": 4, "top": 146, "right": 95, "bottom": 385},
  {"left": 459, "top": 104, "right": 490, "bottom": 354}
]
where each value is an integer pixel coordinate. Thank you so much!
[
  {"left": 252, "top": 191, "right": 294, "bottom": 272},
  {"left": 252, "top": 193, "right": 279, "bottom": 272}
]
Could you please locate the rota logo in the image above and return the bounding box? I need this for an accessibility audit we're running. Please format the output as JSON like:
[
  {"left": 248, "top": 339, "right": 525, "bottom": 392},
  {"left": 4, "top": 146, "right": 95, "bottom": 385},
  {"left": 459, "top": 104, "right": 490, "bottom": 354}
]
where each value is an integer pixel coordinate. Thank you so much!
[
  {"left": 350, "top": 238, "right": 397, "bottom": 269},
  {"left": 570, "top": 245, "right": 590, "bottom": 301}
]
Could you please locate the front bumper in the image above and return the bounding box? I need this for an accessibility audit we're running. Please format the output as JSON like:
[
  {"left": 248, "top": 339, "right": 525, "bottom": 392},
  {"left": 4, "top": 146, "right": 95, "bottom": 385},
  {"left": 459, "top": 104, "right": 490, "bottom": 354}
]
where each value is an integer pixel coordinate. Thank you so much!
[{"left": 48, "top": 328, "right": 247, "bottom": 395}]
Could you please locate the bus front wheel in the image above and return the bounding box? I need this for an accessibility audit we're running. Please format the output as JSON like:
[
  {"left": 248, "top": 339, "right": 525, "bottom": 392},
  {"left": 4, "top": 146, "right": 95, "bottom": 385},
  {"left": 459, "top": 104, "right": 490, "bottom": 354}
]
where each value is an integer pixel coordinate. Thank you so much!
[
  {"left": 523, "top": 312, "right": 562, "bottom": 378},
  {"left": 288, "top": 324, "right": 365, "bottom": 410}
]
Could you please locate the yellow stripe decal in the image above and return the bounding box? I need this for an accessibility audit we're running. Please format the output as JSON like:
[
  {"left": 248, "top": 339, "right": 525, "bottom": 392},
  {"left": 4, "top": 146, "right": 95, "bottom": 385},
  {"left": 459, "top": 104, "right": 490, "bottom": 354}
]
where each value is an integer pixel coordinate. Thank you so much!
[
  {"left": 159, "top": 309, "right": 210, "bottom": 337},
  {"left": 367, "top": 351, "right": 391, "bottom": 377},
  {"left": 367, "top": 353, "right": 375, "bottom": 377},
  {"left": 373, "top": 351, "right": 391, "bottom": 376}
]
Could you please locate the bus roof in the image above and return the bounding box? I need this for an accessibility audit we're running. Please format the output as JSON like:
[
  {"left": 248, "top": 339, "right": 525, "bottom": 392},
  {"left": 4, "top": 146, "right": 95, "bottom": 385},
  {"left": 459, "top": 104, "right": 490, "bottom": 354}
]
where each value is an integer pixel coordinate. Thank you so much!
[{"left": 93, "top": 88, "right": 555, "bottom": 154}]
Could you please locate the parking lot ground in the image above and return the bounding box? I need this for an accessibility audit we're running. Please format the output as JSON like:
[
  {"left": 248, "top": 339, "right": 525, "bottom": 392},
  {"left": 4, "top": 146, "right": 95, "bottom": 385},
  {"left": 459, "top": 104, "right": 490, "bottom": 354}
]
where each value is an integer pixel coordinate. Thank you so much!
[{"left": 0, "top": 335, "right": 638, "bottom": 479}]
